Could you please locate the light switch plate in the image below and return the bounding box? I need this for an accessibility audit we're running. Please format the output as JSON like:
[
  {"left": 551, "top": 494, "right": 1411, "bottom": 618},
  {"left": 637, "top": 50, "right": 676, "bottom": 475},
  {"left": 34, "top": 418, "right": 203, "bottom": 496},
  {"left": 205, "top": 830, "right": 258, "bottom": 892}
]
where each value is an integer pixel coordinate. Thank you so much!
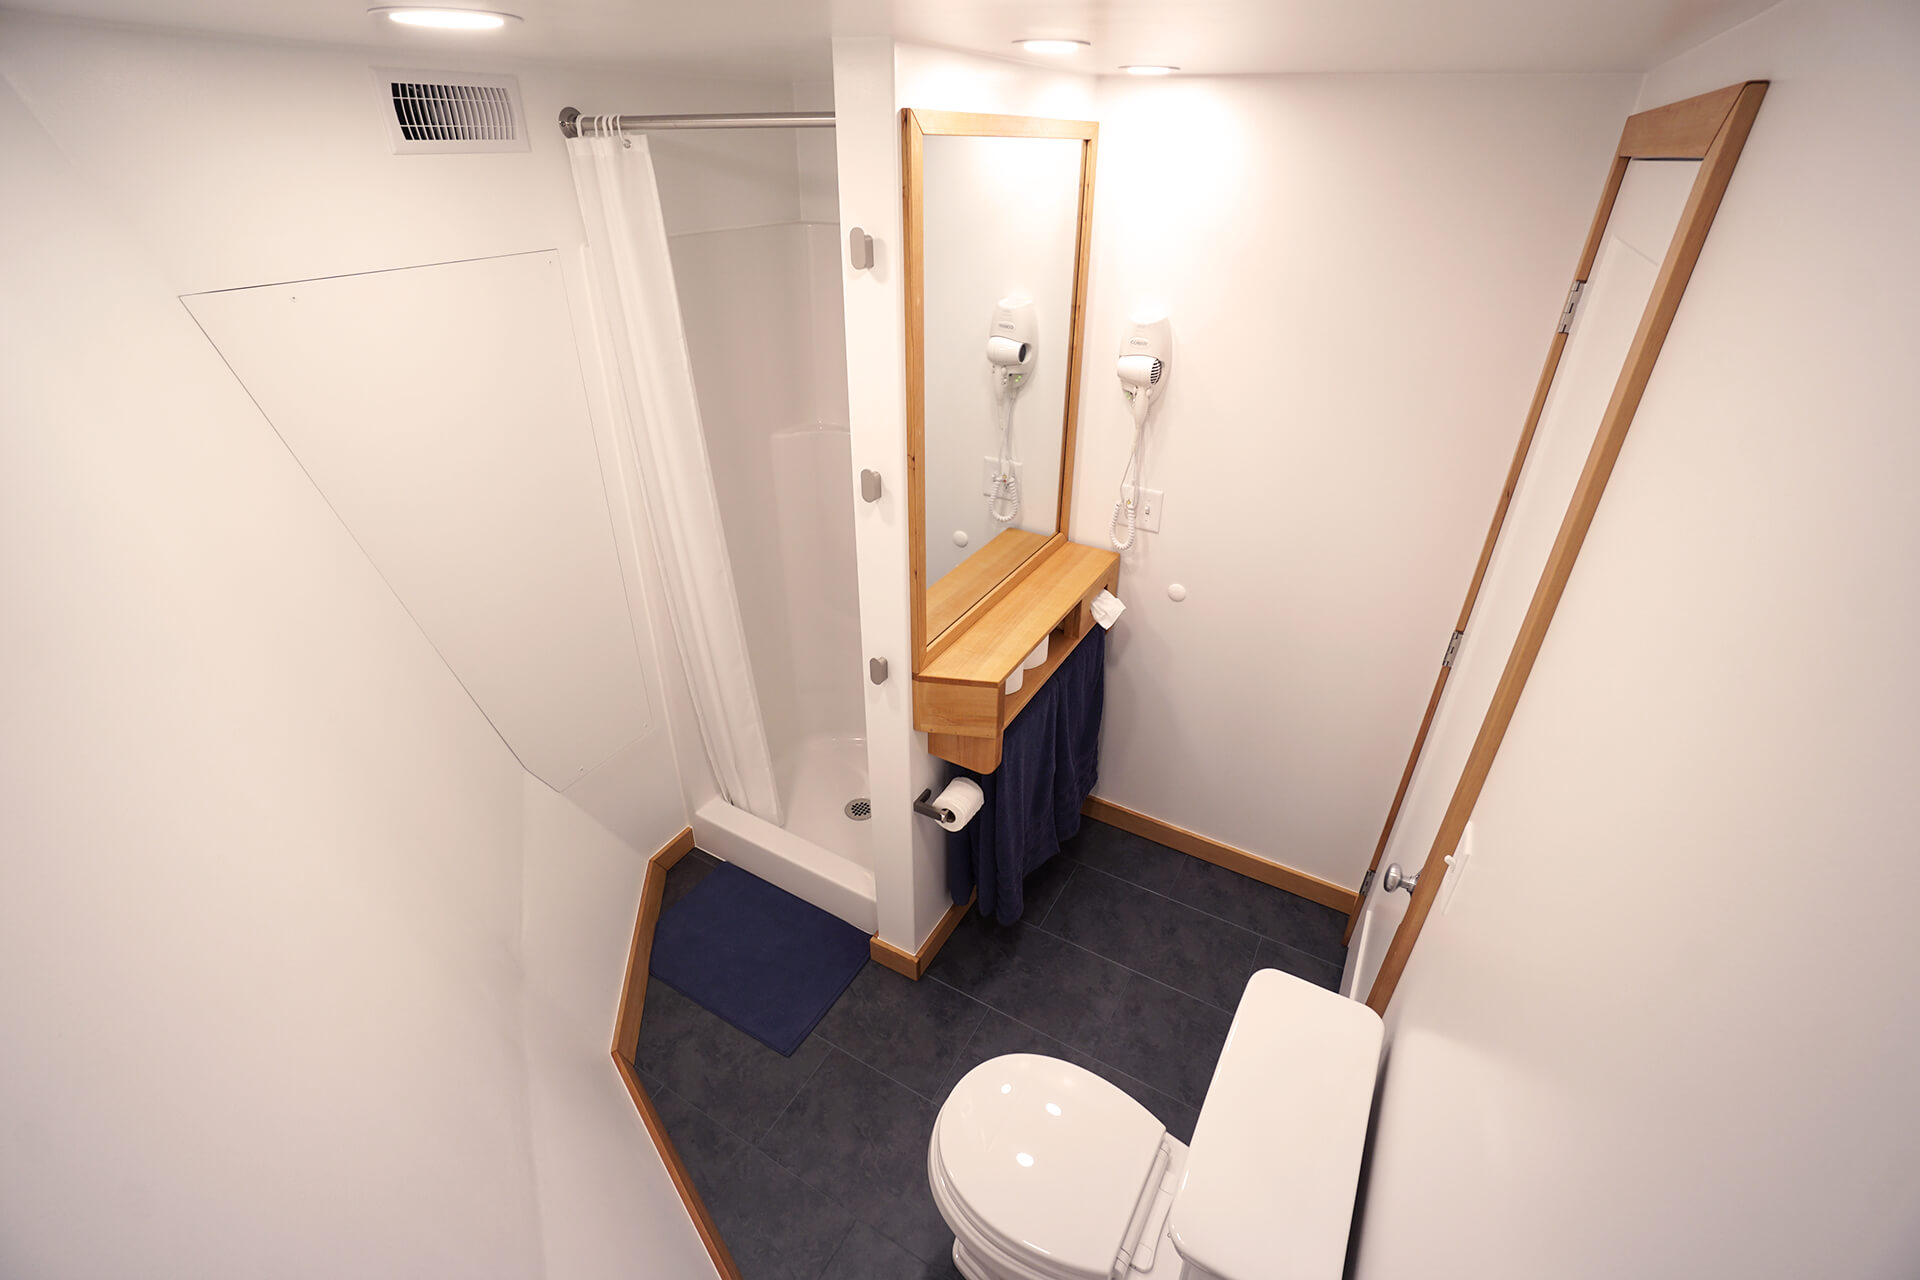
[
  {"left": 1125, "top": 485, "right": 1165, "bottom": 533},
  {"left": 981, "top": 456, "right": 1025, "bottom": 497},
  {"left": 1441, "top": 820, "right": 1474, "bottom": 916}
]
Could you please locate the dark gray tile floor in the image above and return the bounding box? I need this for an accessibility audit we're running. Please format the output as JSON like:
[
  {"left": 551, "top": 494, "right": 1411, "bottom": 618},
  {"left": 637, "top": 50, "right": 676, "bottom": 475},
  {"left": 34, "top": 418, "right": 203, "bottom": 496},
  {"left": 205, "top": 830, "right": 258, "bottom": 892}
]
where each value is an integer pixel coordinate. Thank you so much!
[{"left": 635, "top": 821, "right": 1347, "bottom": 1280}]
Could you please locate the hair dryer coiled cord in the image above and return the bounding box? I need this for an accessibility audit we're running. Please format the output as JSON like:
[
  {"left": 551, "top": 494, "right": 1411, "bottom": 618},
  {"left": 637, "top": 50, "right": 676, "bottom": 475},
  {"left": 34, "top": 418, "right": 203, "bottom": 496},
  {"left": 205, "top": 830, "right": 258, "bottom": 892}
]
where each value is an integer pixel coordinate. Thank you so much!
[
  {"left": 1109, "top": 415, "right": 1146, "bottom": 550},
  {"left": 989, "top": 385, "right": 1020, "bottom": 525}
]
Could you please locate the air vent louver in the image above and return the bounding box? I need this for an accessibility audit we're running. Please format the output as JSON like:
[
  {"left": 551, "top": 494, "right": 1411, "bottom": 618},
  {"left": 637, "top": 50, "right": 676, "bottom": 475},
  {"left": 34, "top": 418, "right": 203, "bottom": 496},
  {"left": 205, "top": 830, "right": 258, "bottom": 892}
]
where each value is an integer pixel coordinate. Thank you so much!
[{"left": 373, "top": 69, "right": 528, "bottom": 154}]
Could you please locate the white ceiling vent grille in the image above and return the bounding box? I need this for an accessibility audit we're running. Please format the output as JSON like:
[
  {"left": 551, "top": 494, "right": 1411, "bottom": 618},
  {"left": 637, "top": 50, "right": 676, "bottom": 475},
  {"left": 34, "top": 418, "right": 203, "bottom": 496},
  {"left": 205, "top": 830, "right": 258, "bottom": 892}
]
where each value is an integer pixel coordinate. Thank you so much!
[{"left": 372, "top": 69, "right": 528, "bottom": 154}]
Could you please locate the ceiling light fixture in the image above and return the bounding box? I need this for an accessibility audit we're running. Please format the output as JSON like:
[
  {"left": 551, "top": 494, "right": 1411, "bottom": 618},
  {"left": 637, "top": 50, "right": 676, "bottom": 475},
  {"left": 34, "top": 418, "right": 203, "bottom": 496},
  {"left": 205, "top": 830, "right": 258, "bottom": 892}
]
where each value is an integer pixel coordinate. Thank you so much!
[
  {"left": 1121, "top": 65, "right": 1179, "bottom": 76},
  {"left": 368, "top": 6, "right": 522, "bottom": 29},
  {"left": 1017, "top": 39, "right": 1090, "bottom": 55}
]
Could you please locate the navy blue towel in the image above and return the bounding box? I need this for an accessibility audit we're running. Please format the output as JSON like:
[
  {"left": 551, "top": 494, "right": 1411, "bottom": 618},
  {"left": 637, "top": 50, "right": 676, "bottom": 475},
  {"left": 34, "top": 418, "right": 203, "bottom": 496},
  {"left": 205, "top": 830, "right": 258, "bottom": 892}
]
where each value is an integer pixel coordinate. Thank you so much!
[
  {"left": 649, "top": 862, "right": 870, "bottom": 1056},
  {"left": 947, "top": 625, "right": 1105, "bottom": 924}
]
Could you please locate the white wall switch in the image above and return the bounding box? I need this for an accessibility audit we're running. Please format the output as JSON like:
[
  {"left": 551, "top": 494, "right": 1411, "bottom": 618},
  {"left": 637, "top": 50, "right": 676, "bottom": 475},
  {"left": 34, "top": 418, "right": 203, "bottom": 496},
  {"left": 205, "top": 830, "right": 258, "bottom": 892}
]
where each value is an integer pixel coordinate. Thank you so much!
[
  {"left": 1126, "top": 486, "right": 1165, "bottom": 534},
  {"left": 981, "top": 455, "right": 1025, "bottom": 497},
  {"left": 1441, "top": 820, "right": 1474, "bottom": 916}
]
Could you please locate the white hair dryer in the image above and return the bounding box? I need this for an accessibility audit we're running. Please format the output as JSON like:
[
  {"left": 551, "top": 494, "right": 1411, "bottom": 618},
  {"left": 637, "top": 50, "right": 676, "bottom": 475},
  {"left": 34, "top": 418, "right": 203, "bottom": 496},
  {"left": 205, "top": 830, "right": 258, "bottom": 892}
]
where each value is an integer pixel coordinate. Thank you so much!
[
  {"left": 986, "top": 297, "right": 1036, "bottom": 524},
  {"left": 1112, "top": 314, "right": 1171, "bottom": 550}
]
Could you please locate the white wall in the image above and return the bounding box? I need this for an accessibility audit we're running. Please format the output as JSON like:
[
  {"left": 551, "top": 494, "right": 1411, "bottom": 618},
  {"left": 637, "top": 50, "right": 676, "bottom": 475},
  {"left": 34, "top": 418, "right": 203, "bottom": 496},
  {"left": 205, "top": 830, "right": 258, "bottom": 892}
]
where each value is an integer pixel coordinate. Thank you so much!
[
  {"left": 834, "top": 38, "right": 1097, "bottom": 948},
  {"left": 183, "top": 251, "right": 655, "bottom": 794},
  {"left": 1355, "top": 2, "right": 1920, "bottom": 1275},
  {"left": 0, "top": 14, "right": 820, "bottom": 1275},
  {"left": 1072, "top": 71, "right": 1640, "bottom": 889},
  {"left": 0, "top": 14, "right": 831, "bottom": 852}
]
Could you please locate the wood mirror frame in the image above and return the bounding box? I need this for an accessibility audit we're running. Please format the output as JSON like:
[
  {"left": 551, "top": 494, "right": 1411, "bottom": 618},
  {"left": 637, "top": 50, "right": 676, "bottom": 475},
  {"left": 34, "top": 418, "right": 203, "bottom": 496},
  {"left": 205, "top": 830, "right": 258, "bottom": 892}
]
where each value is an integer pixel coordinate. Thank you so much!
[{"left": 903, "top": 108, "right": 1099, "bottom": 674}]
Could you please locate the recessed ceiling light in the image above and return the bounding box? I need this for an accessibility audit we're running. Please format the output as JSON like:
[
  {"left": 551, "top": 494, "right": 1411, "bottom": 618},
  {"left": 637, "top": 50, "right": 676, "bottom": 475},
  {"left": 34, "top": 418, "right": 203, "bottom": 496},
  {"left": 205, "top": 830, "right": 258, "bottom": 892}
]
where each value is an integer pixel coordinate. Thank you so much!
[
  {"left": 1121, "top": 65, "right": 1180, "bottom": 76},
  {"left": 368, "top": 6, "right": 522, "bottom": 29},
  {"left": 1017, "top": 39, "right": 1090, "bottom": 55}
]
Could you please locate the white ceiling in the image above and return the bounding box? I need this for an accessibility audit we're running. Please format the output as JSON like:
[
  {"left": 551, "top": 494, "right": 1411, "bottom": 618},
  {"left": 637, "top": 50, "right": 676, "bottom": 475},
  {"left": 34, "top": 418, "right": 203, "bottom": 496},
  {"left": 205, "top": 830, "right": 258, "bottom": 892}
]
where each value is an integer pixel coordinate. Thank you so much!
[{"left": 6, "top": 0, "right": 1777, "bottom": 80}]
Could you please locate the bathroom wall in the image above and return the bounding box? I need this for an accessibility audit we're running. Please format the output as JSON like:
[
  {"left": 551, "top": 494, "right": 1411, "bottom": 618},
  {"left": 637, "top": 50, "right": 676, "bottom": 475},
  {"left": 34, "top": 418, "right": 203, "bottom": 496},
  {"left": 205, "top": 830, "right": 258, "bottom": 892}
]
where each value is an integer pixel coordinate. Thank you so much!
[
  {"left": 836, "top": 39, "right": 1637, "bottom": 943},
  {"left": 0, "top": 13, "right": 823, "bottom": 1275},
  {"left": 1354, "top": 1, "right": 1920, "bottom": 1274},
  {"left": 834, "top": 37, "right": 1098, "bottom": 947},
  {"left": 1070, "top": 70, "right": 1640, "bottom": 890},
  {"left": 0, "top": 14, "right": 824, "bottom": 852}
]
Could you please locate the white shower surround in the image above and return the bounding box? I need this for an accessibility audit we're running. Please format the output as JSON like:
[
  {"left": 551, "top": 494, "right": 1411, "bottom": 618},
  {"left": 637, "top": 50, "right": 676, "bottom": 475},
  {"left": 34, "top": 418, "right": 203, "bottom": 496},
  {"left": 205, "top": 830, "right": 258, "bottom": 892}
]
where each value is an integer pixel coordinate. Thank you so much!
[{"left": 670, "top": 216, "right": 876, "bottom": 930}]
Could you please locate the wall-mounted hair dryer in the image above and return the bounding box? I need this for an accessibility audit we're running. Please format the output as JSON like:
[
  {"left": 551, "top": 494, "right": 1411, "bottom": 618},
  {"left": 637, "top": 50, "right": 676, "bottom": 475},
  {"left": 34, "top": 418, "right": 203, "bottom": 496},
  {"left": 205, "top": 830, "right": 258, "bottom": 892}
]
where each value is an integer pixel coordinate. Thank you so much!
[
  {"left": 1112, "top": 314, "right": 1171, "bottom": 550},
  {"left": 987, "top": 297, "right": 1036, "bottom": 524}
]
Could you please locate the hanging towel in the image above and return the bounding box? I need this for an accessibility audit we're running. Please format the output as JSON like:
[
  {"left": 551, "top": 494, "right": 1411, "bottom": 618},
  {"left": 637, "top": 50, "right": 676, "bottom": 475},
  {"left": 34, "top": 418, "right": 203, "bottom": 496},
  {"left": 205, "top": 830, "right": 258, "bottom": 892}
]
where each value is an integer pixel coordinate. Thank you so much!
[{"left": 947, "top": 626, "right": 1106, "bottom": 923}]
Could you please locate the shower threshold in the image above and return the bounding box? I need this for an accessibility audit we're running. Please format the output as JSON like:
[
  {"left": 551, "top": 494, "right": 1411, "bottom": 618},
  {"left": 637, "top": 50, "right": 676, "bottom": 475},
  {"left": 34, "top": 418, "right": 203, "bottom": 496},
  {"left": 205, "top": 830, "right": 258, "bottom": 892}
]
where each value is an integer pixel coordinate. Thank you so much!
[{"left": 692, "top": 796, "right": 877, "bottom": 934}]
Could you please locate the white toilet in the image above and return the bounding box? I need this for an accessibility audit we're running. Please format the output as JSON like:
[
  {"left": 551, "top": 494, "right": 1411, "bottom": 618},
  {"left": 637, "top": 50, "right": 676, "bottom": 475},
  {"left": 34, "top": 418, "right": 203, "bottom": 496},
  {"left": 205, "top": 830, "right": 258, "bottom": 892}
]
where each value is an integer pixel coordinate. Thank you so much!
[{"left": 928, "top": 969, "right": 1383, "bottom": 1280}]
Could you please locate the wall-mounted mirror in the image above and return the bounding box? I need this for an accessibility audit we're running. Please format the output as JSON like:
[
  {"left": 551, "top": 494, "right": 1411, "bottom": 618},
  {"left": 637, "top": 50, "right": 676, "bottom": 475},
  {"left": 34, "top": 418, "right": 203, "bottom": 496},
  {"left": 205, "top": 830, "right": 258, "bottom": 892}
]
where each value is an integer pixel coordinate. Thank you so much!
[{"left": 904, "top": 108, "right": 1098, "bottom": 670}]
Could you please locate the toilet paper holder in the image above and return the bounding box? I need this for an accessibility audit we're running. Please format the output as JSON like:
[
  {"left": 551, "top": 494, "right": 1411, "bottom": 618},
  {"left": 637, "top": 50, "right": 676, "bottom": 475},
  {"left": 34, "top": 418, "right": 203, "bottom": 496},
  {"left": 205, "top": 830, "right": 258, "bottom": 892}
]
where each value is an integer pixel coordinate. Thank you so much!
[{"left": 913, "top": 788, "right": 955, "bottom": 824}]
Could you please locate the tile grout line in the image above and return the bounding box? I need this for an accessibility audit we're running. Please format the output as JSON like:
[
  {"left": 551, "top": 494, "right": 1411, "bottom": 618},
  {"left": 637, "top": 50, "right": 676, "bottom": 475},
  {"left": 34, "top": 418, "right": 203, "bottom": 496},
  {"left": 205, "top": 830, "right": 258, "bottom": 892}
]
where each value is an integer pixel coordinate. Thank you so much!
[
  {"left": 752, "top": 1047, "right": 831, "bottom": 1148},
  {"left": 734, "top": 1052, "right": 942, "bottom": 1267},
  {"left": 1032, "top": 861, "right": 1077, "bottom": 929},
  {"left": 815, "top": 992, "right": 991, "bottom": 1107},
  {"left": 746, "top": 1062, "right": 949, "bottom": 1269},
  {"left": 981, "top": 1001, "right": 1199, "bottom": 1122},
  {"left": 1042, "top": 866, "right": 1263, "bottom": 1011},
  {"left": 926, "top": 957, "right": 1218, "bottom": 1110},
  {"left": 811, "top": 1219, "right": 860, "bottom": 1280},
  {"left": 1022, "top": 906, "right": 1248, "bottom": 1015},
  {"left": 665, "top": 1071, "right": 899, "bottom": 1276},
  {"left": 1069, "top": 857, "right": 1345, "bottom": 964}
]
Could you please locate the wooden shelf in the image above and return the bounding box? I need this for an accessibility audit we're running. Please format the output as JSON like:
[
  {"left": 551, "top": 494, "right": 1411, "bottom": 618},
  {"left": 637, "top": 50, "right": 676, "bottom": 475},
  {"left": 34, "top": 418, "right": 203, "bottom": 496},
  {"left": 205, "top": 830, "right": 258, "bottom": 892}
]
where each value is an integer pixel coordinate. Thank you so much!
[
  {"left": 925, "top": 528, "right": 1052, "bottom": 642},
  {"left": 915, "top": 540, "right": 1119, "bottom": 772}
]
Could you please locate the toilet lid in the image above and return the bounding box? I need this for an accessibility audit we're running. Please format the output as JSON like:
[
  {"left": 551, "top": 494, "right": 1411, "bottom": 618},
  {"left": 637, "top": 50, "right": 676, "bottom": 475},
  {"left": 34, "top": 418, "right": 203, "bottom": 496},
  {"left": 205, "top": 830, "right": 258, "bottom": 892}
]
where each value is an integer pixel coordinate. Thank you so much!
[{"left": 935, "top": 1054, "right": 1167, "bottom": 1280}]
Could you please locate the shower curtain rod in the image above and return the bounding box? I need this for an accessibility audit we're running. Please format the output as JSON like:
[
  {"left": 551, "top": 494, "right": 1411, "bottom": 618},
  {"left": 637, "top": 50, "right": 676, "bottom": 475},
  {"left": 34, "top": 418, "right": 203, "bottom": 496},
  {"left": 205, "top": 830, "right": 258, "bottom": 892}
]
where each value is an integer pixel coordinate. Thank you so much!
[{"left": 558, "top": 107, "right": 835, "bottom": 137}]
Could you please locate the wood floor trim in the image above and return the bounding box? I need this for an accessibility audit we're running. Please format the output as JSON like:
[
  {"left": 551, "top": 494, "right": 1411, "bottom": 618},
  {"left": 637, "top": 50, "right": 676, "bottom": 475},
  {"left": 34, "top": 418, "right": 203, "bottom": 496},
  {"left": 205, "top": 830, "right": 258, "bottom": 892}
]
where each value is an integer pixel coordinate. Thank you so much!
[
  {"left": 871, "top": 890, "right": 976, "bottom": 980},
  {"left": 611, "top": 1051, "right": 742, "bottom": 1280},
  {"left": 609, "top": 825, "right": 740, "bottom": 1280},
  {"left": 1082, "top": 796, "right": 1360, "bottom": 917},
  {"left": 612, "top": 825, "right": 696, "bottom": 1065}
]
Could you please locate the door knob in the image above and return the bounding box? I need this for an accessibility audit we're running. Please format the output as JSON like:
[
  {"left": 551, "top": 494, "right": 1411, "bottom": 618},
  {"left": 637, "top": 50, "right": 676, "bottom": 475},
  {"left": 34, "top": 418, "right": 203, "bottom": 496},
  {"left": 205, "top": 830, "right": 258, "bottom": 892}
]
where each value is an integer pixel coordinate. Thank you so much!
[{"left": 1382, "top": 862, "right": 1419, "bottom": 894}]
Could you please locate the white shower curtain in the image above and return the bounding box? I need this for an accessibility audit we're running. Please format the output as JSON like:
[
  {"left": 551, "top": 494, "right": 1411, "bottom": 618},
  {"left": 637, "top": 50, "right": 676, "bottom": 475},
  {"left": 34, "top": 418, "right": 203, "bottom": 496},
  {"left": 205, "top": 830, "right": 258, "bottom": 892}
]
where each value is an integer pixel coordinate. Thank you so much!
[{"left": 568, "top": 131, "right": 783, "bottom": 825}]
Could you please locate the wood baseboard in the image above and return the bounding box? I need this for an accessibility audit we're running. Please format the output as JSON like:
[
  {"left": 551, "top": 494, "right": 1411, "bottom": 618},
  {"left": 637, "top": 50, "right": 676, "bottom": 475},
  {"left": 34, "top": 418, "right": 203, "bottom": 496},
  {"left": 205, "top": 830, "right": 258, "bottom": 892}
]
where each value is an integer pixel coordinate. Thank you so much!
[
  {"left": 609, "top": 825, "right": 740, "bottom": 1280},
  {"left": 613, "top": 825, "right": 697, "bottom": 1064},
  {"left": 1081, "top": 797, "right": 1360, "bottom": 917},
  {"left": 870, "top": 890, "right": 976, "bottom": 980},
  {"left": 611, "top": 1051, "right": 740, "bottom": 1280}
]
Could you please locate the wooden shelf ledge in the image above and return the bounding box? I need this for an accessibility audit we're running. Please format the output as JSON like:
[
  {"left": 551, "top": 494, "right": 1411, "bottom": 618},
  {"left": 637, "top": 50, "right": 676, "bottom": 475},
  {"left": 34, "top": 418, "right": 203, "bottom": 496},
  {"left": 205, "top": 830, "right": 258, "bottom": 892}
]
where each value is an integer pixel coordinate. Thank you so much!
[{"left": 915, "top": 540, "right": 1118, "bottom": 772}]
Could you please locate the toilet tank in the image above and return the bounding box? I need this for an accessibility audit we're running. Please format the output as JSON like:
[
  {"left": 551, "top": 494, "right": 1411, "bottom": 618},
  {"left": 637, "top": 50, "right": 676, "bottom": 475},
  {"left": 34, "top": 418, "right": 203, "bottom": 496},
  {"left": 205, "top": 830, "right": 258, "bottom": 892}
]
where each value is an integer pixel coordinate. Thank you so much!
[{"left": 1167, "top": 969, "right": 1384, "bottom": 1280}]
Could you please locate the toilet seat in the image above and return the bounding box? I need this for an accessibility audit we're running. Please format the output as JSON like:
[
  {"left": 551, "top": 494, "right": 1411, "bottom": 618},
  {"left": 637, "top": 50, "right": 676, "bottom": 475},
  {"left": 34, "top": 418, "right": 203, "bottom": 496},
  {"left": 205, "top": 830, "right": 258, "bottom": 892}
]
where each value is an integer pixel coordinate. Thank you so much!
[{"left": 929, "top": 1054, "right": 1169, "bottom": 1280}]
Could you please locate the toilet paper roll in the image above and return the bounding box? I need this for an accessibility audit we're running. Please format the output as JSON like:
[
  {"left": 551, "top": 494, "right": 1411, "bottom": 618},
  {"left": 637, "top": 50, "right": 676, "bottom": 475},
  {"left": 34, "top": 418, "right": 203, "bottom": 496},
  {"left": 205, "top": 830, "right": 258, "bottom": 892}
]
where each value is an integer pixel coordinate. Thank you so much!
[
  {"left": 986, "top": 335, "right": 1031, "bottom": 367},
  {"left": 1003, "top": 666, "right": 1024, "bottom": 695},
  {"left": 933, "top": 778, "right": 985, "bottom": 832},
  {"left": 1021, "top": 637, "right": 1049, "bottom": 670}
]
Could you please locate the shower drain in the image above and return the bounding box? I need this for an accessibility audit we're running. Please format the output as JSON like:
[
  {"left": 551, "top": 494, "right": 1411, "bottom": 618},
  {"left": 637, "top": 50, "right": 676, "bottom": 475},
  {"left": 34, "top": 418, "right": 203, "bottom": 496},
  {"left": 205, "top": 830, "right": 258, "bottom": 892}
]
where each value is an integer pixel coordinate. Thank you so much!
[{"left": 844, "top": 797, "right": 872, "bottom": 821}]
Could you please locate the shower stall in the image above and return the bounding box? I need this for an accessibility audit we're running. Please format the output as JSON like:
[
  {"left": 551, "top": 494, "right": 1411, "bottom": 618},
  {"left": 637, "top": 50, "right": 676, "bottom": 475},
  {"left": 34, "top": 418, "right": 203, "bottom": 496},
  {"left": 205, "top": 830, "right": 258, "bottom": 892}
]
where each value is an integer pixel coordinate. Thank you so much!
[
  {"left": 670, "top": 214, "right": 872, "bottom": 927},
  {"left": 574, "top": 110, "right": 876, "bottom": 931}
]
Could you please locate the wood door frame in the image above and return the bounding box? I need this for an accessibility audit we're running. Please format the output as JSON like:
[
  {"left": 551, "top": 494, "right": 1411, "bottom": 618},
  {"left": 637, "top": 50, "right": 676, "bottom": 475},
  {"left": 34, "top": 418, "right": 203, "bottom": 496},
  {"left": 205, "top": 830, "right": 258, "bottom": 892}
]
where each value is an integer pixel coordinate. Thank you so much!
[
  {"left": 903, "top": 108, "right": 1100, "bottom": 673},
  {"left": 1360, "top": 82, "right": 1768, "bottom": 1008}
]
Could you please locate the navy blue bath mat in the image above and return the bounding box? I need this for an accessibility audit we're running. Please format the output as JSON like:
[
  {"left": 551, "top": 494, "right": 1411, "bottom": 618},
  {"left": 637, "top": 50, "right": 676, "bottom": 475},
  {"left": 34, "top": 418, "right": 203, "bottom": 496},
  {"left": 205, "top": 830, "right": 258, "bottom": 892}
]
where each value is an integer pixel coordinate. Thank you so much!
[{"left": 649, "top": 861, "right": 869, "bottom": 1056}]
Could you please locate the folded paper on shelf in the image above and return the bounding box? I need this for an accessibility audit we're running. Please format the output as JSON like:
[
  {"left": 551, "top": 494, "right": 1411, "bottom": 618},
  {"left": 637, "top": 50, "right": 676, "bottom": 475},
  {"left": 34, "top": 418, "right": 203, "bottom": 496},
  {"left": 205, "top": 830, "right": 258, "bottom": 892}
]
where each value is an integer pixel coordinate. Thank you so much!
[{"left": 1089, "top": 589, "right": 1126, "bottom": 630}]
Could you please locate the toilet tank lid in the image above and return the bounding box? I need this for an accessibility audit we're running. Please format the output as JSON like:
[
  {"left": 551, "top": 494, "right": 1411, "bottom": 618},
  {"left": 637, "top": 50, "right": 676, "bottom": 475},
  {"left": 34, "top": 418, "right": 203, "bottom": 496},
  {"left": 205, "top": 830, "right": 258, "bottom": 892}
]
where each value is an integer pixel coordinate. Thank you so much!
[{"left": 1169, "top": 970, "right": 1384, "bottom": 1280}]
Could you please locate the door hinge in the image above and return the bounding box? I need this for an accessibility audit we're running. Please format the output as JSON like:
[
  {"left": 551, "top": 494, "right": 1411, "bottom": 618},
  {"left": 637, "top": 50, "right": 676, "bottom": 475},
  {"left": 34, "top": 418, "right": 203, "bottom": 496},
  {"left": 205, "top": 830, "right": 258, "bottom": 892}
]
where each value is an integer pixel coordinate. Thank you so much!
[
  {"left": 1442, "top": 629, "right": 1464, "bottom": 668},
  {"left": 1358, "top": 867, "right": 1376, "bottom": 901},
  {"left": 1555, "top": 279, "right": 1586, "bottom": 334}
]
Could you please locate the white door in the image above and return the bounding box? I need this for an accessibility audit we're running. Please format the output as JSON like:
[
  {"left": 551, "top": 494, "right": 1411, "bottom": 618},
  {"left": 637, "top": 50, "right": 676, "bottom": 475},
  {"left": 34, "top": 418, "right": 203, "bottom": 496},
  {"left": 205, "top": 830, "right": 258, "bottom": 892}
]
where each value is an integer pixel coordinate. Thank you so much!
[{"left": 1341, "top": 159, "right": 1700, "bottom": 1001}]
